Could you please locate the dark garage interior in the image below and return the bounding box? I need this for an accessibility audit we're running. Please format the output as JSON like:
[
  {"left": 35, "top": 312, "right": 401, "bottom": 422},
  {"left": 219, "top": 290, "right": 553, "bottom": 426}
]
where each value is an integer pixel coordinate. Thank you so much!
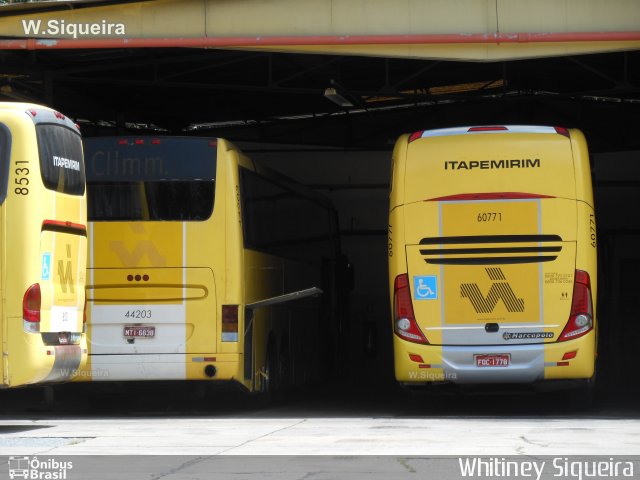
[{"left": 1, "top": 34, "right": 640, "bottom": 409}]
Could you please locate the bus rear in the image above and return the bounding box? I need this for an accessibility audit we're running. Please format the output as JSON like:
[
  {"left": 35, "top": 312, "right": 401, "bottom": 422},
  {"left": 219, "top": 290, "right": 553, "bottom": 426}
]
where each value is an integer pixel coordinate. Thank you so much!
[
  {"left": 0, "top": 103, "right": 87, "bottom": 387},
  {"left": 83, "top": 136, "right": 220, "bottom": 381},
  {"left": 389, "top": 126, "right": 596, "bottom": 385}
]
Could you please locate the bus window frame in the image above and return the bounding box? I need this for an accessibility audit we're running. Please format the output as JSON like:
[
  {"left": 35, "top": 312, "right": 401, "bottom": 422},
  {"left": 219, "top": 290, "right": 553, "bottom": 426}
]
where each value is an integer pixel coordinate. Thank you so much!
[
  {"left": 238, "top": 166, "right": 338, "bottom": 264},
  {"left": 36, "top": 122, "right": 85, "bottom": 197},
  {"left": 0, "top": 123, "right": 11, "bottom": 205},
  {"left": 86, "top": 179, "right": 216, "bottom": 222}
]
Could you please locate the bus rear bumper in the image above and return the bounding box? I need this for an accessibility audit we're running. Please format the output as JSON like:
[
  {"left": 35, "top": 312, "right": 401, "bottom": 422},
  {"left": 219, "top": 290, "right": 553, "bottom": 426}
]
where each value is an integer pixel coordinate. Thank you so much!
[
  {"left": 82, "top": 353, "right": 244, "bottom": 383},
  {"left": 394, "top": 330, "right": 596, "bottom": 385},
  {"left": 6, "top": 327, "right": 87, "bottom": 387}
]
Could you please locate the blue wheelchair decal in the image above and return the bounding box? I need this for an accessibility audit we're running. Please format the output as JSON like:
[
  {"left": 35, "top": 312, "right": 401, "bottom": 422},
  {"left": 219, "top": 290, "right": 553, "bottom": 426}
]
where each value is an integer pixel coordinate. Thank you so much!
[
  {"left": 41, "top": 253, "right": 52, "bottom": 281},
  {"left": 413, "top": 275, "right": 438, "bottom": 300}
]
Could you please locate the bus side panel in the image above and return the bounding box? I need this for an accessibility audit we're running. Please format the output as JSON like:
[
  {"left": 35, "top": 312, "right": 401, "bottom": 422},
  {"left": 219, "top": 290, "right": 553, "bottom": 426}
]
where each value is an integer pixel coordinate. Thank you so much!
[
  {"left": 243, "top": 250, "right": 283, "bottom": 392},
  {"left": 3, "top": 118, "right": 49, "bottom": 386},
  {"left": 389, "top": 134, "right": 409, "bottom": 210},
  {"left": 570, "top": 129, "right": 595, "bottom": 206},
  {"left": 3, "top": 115, "right": 87, "bottom": 386},
  {"left": 544, "top": 130, "right": 596, "bottom": 380},
  {"left": 544, "top": 200, "right": 597, "bottom": 380},
  {"left": 215, "top": 142, "right": 248, "bottom": 387}
]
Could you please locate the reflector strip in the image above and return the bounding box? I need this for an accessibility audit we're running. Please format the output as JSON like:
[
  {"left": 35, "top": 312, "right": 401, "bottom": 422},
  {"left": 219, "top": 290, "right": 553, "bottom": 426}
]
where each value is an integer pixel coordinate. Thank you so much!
[
  {"left": 409, "top": 353, "right": 424, "bottom": 363},
  {"left": 192, "top": 357, "right": 217, "bottom": 362}
]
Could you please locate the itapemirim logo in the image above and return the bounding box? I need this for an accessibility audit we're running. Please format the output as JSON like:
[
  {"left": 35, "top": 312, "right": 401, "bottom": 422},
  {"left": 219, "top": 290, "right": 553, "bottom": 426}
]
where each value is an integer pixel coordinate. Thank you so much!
[
  {"left": 21, "top": 19, "right": 126, "bottom": 39},
  {"left": 460, "top": 267, "right": 525, "bottom": 313},
  {"left": 8, "top": 456, "right": 73, "bottom": 480}
]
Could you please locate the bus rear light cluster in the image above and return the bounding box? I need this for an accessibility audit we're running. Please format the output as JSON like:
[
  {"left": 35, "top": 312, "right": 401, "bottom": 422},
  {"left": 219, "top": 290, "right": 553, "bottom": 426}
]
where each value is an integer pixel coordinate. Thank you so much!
[
  {"left": 467, "top": 126, "right": 508, "bottom": 132},
  {"left": 408, "top": 131, "right": 424, "bottom": 143},
  {"left": 393, "top": 274, "right": 428, "bottom": 344},
  {"left": 23, "top": 283, "right": 41, "bottom": 333},
  {"left": 221, "top": 304, "right": 239, "bottom": 342},
  {"left": 408, "top": 125, "right": 571, "bottom": 143},
  {"left": 559, "top": 270, "right": 593, "bottom": 342}
]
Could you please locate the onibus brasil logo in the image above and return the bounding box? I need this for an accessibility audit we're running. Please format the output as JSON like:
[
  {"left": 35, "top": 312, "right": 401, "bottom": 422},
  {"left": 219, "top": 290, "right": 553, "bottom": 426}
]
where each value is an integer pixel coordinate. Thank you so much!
[{"left": 8, "top": 457, "right": 72, "bottom": 479}]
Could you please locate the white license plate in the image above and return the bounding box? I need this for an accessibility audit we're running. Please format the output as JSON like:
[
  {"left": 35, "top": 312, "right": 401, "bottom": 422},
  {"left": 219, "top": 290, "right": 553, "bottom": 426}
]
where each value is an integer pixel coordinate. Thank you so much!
[
  {"left": 124, "top": 326, "right": 156, "bottom": 338},
  {"left": 475, "top": 354, "right": 510, "bottom": 367}
]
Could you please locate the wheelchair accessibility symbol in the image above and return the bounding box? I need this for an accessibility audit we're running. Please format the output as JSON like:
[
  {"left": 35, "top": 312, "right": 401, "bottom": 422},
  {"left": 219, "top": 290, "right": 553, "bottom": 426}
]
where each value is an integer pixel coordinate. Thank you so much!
[
  {"left": 41, "top": 253, "right": 51, "bottom": 281},
  {"left": 414, "top": 275, "right": 438, "bottom": 300}
]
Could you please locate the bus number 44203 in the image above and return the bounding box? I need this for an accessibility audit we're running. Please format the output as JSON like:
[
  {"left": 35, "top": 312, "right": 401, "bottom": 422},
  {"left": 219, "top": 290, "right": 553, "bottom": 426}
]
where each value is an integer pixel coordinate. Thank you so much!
[{"left": 124, "top": 310, "right": 152, "bottom": 319}]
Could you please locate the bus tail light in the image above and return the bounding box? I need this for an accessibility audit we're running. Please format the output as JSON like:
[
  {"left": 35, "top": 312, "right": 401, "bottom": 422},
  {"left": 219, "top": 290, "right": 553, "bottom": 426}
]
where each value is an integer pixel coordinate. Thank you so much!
[
  {"left": 221, "top": 304, "right": 239, "bottom": 342},
  {"left": 23, "top": 283, "right": 41, "bottom": 333},
  {"left": 559, "top": 270, "right": 593, "bottom": 342},
  {"left": 393, "top": 274, "right": 428, "bottom": 344},
  {"left": 467, "top": 126, "right": 508, "bottom": 132},
  {"left": 408, "top": 131, "right": 424, "bottom": 143}
]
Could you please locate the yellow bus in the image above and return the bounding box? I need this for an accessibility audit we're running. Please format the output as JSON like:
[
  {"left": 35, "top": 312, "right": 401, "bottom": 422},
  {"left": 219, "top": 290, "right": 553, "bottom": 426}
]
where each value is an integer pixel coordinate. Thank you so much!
[
  {"left": 389, "top": 125, "right": 597, "bottom": 387},
  {"left": 0, "top": 102, "right": 87, "bottom": 387},
  {"left": 82, "top": 136, "right": 341, "bottom": 395}
]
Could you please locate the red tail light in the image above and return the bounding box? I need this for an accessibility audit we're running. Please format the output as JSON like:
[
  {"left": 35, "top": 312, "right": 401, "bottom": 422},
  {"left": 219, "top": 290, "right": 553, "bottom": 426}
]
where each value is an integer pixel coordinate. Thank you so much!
[
  {"left": 408, "top": 131, "right": 424, "bottom": 143},
  {"left": 23, "top": 283, "right": 41, "bottom": 333},
  {"left": 467, "top": 126, "right": 508, "bottom": 132},
  {"left": 559, "top": 270, "right": 593, "bottom": 342},
  {"left": 221, "top": 304, "right": 239, "bottom": 342},
  {"left": 393, "top": 274, "right": 428, "bottom": 344},
  {"left": 554, "top": 126, "right": 570, "bottom": 138}
]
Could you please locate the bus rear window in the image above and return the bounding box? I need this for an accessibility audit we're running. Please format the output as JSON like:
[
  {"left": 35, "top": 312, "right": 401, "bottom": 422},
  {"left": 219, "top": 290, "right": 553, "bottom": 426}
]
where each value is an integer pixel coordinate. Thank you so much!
[
  {"left": 88, "top": 181, "right": 214, "bottom": 221},
  {"left": 84, "top": 137, "right": 217, "bottom": 221},
  {"left": 36, "top": 124, "right": 85, "bottom": 196}
]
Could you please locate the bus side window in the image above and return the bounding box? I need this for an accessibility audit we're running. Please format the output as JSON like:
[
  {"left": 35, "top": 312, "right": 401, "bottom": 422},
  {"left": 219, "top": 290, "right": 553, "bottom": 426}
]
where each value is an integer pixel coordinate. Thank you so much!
[{"left": 0, "top": 123, "right": 11, "bottom": 205}]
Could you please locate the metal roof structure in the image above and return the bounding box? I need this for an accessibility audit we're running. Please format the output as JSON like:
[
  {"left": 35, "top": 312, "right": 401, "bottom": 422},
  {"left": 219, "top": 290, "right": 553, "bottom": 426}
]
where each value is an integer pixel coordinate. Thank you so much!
[{"left": 0, "top": 0, "right": 638, "bottom": 150}]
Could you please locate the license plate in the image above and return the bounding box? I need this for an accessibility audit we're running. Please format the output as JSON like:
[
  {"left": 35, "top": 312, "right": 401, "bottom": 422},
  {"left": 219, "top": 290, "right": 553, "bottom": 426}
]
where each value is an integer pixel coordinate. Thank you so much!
[
  {"left": 124, "top": 326, "right": 156, "bottom": 338},
  {"left": 475, "top": 354, "right": 510, "bottom": 367}
]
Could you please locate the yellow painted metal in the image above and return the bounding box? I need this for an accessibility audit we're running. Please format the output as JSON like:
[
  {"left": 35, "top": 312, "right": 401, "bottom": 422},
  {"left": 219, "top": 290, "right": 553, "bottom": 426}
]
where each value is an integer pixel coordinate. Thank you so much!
[
  {"left": 0, "top": 0, "right": 638, "bottom": 60},
  {"left": 83, "top": 137, "right": 332, "bottom": 392},
  {"left": 389, "top": 127, "right": 597, "bottom": 384},
  {"left": 0, "top": 103, "right": 87, "bottom": 387}
]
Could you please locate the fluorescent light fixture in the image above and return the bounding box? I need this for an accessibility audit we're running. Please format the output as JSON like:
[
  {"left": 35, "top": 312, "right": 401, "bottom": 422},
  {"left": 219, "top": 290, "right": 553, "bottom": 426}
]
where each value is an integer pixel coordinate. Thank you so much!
[{"left": 324, "top": 87, "right": 354, "bottom": 107}]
